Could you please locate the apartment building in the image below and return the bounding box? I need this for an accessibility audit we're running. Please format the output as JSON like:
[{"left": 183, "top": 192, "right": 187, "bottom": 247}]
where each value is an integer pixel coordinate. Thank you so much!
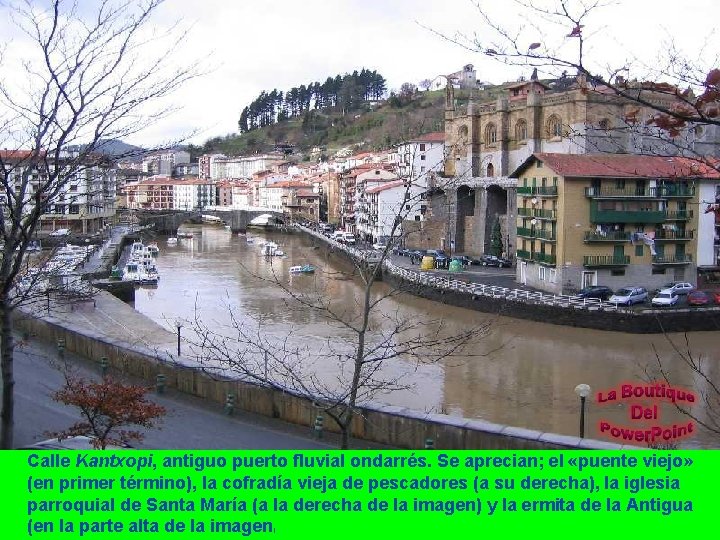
[{"left": 511, "top": 153, "right": 720, "bottom": 294}]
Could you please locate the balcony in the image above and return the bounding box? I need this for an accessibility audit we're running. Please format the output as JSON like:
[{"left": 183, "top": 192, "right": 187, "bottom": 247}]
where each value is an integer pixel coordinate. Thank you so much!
[
  {"left": 664, "top": 210, "right": 693, "bottom": 221},
  {"left": 652, "top": 254, "right": 693, "bottom": 265},
  {"left": 585, "top": 186, "right": 695, "bottom": 198},
  {"left": 517, "top": 207, "right": 556, "bottom": 220},
  {"left": 533, "top": 252, "right": 556, "bottom": 265},
  {"left": 517, "top": 227, "right": 556, "bottom": 241},
  {"left": 584, "top": 231, "right": 631, "bottom": 242},
  {"left": 590, "top": 206, "right": 666, "bottom": 224},
  {"left": 516, "top": 249, "right": 531, "bottom": 260},
  {"left": 653, "top": 229, "right": 694, "bottom": 241},
  {"left": 583, "top": 255, "right": 631, "bottom": 267},
  {"left": 517, "top": 186, "right": 558, "bottom": 197}
]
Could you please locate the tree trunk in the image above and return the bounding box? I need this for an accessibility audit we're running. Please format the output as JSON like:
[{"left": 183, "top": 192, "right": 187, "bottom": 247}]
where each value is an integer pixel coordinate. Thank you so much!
[
  {"left": 0, "top": 299, "right": 15, "bottom": 449},
  {"left": 340, "top": 423, "right": 350, "bottom": 450}
]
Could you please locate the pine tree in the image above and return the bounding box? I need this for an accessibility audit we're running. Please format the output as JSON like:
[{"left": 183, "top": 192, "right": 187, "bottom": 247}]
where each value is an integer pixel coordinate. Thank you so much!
[{"left": 490, "top": 219, "right": 503, "bottom": 257}]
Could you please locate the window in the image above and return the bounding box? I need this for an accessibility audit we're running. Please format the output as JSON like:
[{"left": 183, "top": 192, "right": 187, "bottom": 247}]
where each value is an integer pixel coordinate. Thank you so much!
[
  {"left": 546, "top": 115, "right": 563, "bottom": 137},
  {"left": 635, "top": 245, "right": 644, "bottom": 256},
  {"left": 485, "top": 123, "right": 497, "bottom": 144},
  {"left": 615, "top": 179, "right": 625, "bottom": 189},
  {"left": 536, "top": 160, "right": 543, "bottom": 168},
  {"left": 549, "top": 268, "right": 557, "bottom": 283},
  {"left": 611, "top": 269, "right": 625, "bottom": 276},
  {"left": 420, "top": 155, "right": 426, "bottom": 160},
  {"left": 515, "top": 119, "right": 528, "bottom": 141},
  {"left": 598, "top": 118, "right": 611, "bottom": 130},
  {"left": 538, "top": 266, "right": 546, "bottom": 281},
  {"left": 419, "top": 143, "right": 426, "bottom": 151},
  {"left": 420, "top": 166, "right": 426, "bottom": 172},
  {"left": 486, "top": 163, "right": 495, "bottom": 177}
]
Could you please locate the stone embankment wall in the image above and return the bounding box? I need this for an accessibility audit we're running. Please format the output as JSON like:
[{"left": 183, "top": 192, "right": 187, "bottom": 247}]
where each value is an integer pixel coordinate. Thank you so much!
[
  {"left": 300, "top": 228, "right": 720, "bottom": 334},
  {"left": 16, "top": 313, "right": 619, "bottom": 450}
]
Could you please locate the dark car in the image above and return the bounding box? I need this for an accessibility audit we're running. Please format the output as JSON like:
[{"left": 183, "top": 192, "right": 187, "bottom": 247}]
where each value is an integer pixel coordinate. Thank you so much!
[
  {"left": 434, "top": 255, "right": 450, "bottom": 269},
  {"left": 480, "top": 255, "right": 512, "bottom": 268},
  {"left": 687, "top": 290, "right": 711, "bottom": 306},
  {"left": 576, "top": 286, "right": 613, "bottom": 301},
  {"left": 408, "top": 250, "right": 425, "bottom": 263}
]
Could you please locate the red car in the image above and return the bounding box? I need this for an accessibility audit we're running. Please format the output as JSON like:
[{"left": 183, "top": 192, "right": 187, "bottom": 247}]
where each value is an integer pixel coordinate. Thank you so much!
[
  {"left": 714, "top": 291, "right": 720, "bottom": 305},
  {"left": 687, "top": 291, "right": 711, "bottom": 306}
]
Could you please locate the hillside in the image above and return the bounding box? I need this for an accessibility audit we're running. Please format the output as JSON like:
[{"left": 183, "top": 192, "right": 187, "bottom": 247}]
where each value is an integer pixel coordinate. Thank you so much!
[{"left": 189, "top": 85, "right": 508, "bottom": 160}]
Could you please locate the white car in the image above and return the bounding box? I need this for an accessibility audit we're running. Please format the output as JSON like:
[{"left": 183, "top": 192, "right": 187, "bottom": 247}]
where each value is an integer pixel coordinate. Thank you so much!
[
  {"left": 343, "top": 233, "right": 356, "bottom": 245},
  {"left": 49, "top": 228, "right": 70, "bottom": 237},
  {"left": 654, "top": 282, "right": 694, "bottom": 295},
  {"left": 652, "top": 290, "right": 679, "bottom": 307},
  {"left": 608, "top": 287, "right": 648, "bottom": 306}
]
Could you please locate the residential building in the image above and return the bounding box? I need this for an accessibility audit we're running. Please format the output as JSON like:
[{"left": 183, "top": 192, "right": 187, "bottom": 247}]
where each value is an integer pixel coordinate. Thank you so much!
[
  {"left": 1, "top": 150, "right": 116, "bottom": 235},
  {"left": 363, "top": 180, "right": 408, "bottom": 243},
  {"left": 199, "top": 153, "right": 226, "bottom": 180},
  {"left": 142, "top": 149, "right": 190, "bottom": 176},
  {"left": 395, "top": 132, "right": 445, "bottom": 223},
  {"left": 123, "top": 176, "right": 175, "bottom": 210},
  {"left": 173, "top": 179, "right": 216, "bottom": 210},
  {"left": 510, "top": 153, "right": 720, "bottom": 294}
]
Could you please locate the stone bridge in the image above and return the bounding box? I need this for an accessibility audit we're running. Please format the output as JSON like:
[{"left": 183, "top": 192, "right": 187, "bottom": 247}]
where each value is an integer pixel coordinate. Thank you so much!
[{"left": 133, "top": 208, "right": 285, "bottom": 234}]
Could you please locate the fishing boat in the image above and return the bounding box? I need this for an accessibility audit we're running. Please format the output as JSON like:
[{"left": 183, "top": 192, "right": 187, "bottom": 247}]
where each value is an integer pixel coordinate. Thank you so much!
[
  {"left": 130, "top": 241, "right": 145, "bottom": 256},
  {"left": 289, "top": 264, "right": 315, "bottom": 274},
  {"left": 146, "top": 242, "right": 160, "bottom": 255},
  {"left": 121, "top": 261, "right": 142, "bottom": 282}
]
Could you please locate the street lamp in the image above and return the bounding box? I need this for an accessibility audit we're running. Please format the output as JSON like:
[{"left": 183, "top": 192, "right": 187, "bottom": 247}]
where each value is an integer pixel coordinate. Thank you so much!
[
  {"left": 574, "top": 383, "right": 591, "bottom": 438},
  {"left": 175, "top": 319, "right": 183, "bottom": 357}
]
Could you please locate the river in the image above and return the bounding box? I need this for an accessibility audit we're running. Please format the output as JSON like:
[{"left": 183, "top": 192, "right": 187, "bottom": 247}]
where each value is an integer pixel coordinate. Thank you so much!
[{"left": 133, "top": 224, "right": 720, "bottom": 448}]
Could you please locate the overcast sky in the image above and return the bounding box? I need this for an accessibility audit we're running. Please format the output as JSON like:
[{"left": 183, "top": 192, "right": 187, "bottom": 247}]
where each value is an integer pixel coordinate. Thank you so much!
[{"left": 3, "top": 0, "right": 719, "bottom": 147}]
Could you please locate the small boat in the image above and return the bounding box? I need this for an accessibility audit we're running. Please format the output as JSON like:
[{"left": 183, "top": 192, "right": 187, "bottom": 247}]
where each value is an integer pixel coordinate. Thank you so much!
[
  {"left": 109, "top": 265, "right": 123, "bottom": 280},
  {"left": 146, "top": 242, "right": 160, "bottom": 255},
  {"left": 177, "top": 231, "right": 193, "bottom": 239},
  {"left": 130, "top": 241, "right": 145, "bottom": 255},
  {"left": 274, "top": 250, "right": 285, "bottom": 257},
  {"left": 290, "top": 264, "right": 315, "bottom": 275},
  {"left": 167, "top": 237, "right": 178, "bottom": 245},
  {"left": 246, "top": 236, "right": 254, "bottom": 244}
]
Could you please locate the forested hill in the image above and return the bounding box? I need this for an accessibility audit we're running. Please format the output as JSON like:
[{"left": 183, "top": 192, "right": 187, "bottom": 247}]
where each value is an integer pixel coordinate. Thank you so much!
[
  {"left": 239, "top": 69, "right": 387, "bottom": 133},
  {"left": 189, "top": 83, "right": 508, "bottom": 161}
]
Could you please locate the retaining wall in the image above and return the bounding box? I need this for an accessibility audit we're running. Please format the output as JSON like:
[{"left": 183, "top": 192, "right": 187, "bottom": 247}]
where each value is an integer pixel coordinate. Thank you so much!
[{"left": 15, "top": 311, "right": 620, "bottom": 450}]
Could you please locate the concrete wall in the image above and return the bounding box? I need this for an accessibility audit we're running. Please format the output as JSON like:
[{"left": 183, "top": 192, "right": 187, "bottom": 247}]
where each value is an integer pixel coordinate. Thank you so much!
[{"left": 14, "top": 305, "right": 619, "bottom": 451}]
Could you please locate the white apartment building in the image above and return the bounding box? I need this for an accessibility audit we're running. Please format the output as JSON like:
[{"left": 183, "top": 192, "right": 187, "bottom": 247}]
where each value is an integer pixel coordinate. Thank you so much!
[
  {"left": 173, "top": 179, "right": 216, "bottom": 210},
  {"left": 362, "top": 180, "right": 409, "bottom": 242}
]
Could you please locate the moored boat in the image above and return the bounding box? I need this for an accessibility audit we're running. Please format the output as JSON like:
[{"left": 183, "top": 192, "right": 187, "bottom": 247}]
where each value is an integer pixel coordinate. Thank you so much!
[{"left": 289, "top": 264, "right": 315, "bottom": 274}]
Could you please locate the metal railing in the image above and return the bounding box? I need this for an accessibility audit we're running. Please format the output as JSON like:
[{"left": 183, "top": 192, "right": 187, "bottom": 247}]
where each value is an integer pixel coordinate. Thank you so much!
[
  {"left": 517, "top": 186, "right": 558, "bottom": 196},
  {"left": 583, "top": 255, "right": 630, "bottom": 266},
  {"left": 295, "top": 225, "right": 668, "bottom": 315},
  {"left": 585, "top": 186, "right": 695, "bottom": 198},
  {"left": 584, "top": 231, "right": 631, "bottom": 242}
]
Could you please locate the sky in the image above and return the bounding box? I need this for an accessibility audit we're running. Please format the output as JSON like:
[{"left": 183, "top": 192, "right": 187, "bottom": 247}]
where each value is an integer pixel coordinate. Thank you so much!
[{"left": 2, "top": 0, "right": 719, "bottom": 147}]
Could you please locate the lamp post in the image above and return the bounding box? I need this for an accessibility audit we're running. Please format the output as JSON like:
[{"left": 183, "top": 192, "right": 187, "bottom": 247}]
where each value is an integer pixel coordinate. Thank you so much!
[
  {"left": 175, "top": 320, "right": 183, "bottom": 357},
  {"left": 574, "top": 384, "right": 591, "bottom": 438}
]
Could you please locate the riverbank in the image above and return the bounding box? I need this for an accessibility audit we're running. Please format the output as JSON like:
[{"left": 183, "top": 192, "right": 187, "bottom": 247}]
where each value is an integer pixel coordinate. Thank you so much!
[
  {"left": 297, "top": 227, "right": 720, "bottom": 334},
  {"left": 14, "top": 289, "right": 621, "bottom": 450}
]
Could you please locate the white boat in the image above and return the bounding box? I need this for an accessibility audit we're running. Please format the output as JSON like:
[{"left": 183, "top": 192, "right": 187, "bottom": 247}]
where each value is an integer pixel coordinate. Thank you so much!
[
  {"left": 261, "top": 241, "right": 279, "bottom": 256},
  {"left": 274, "top": 250, "right": 285, "bottom": 257},
  {"left": 177, "top": 231, "right": 193, "bottom": 239},
  {"left": 289, "top": 264, "right": 316, "bottom": 275},
  {"left": 146, "top": 243, "right": 160, "bottom": 255},
  {"left": 122, "top": 261, "right": 142, "bottom": 282},
  {"left": 130, "top": 241, "right": 145, "bottom": 256},
  {"left": 167, "top": 237, "right": 178, "bottom": 245}
]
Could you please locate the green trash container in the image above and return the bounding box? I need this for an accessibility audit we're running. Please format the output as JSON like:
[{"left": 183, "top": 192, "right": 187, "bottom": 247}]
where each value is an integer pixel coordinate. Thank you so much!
[{"left": 448, "top": 259, "right": 463, "bottom": 273}]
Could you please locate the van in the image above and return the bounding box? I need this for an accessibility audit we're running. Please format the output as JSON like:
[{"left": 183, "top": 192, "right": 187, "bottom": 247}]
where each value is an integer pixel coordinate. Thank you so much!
[{"left": 343, "top": 233, "right": 356, "bottom": 245}]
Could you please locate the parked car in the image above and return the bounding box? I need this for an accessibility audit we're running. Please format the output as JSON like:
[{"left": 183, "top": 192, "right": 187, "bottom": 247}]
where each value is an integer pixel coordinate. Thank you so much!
[
  {"left": 576, "top": 286, "right": 613, "bottom": 301},
  {"left": 49, "top": 228, "right": 70, "bottom": 237},
  {"left": 687, "top": 290, "right": 711, "bottom": 306},
  {"left": 608, "top": 287, "right": 648, "bottom": 306},
  {"left": 425, "top": 249, "right": 447, "bottom": 258},
  {"left": 713, "top": 291, "right": 720, "bottom": 304},
  {"left": 651, "top": 290, "right": 679, "bottom": 307},
  {"left": 654, "top": 281, "right": 694, "bottom": 295},
  {"left": 434, "top": 255, "right": 450, "bottom": 269},
  {"left": 479, "top": 255, "right": 512, "bottom": 268},
  {"left": 408, "top": 250, "right": 425, "bottom": 263},
  {"left": 343, "top": 233, "right": 356, "bottom": 245}
]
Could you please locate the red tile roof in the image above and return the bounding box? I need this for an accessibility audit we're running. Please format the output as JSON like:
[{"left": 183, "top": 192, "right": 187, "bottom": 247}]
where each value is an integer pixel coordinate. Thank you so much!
[
  {"left": 411, "top": 132, "right": 445, "bottom": 143},
  {"left": 513, "top": 153, "right": 720, "bottom": 179},
  {"left": 365, "top": 180, "right": 405, "bottom": 194}
]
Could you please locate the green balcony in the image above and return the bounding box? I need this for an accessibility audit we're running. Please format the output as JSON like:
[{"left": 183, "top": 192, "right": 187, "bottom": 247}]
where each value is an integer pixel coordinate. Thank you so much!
[
  {"left": 652, "top": 254, "right": 693, "bottom": 265},
  {"left": 517, "top": 186, "right": 558, "bottom": 197},
  {"left": 583, "top": 255, "right": 631, "bottom": 267},
  {"left": 583, "top": 231, "right": 631, "bottom": 242},
  {"left": 590, "top": 206, "right": 666, "bottom": 224},
  {"left": 664, "top": 210, "right": 693, "bottom": 220},
  {"left": 585, "top": 186, "right": 695, "bottom": 198},
  {"left": 516, "top": 249, "right": 531, "bottom": 260},
  {"left": 517, "top": 207, "right": 557, "bottom": 219},
  {"left": 517, "top": 227, "right": 557, "bottom": 241},
  {"left": 653, "top": 230, "right": 694, "bottom": 241},
  {"left": 533, "top": 252, "right": 556, "bottom": 265}
]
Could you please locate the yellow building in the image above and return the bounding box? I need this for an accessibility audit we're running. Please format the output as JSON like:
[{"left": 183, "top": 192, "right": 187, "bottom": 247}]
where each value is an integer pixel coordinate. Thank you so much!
[{"left": 510, "top": 153, "right": 720, "bottom": 294}]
